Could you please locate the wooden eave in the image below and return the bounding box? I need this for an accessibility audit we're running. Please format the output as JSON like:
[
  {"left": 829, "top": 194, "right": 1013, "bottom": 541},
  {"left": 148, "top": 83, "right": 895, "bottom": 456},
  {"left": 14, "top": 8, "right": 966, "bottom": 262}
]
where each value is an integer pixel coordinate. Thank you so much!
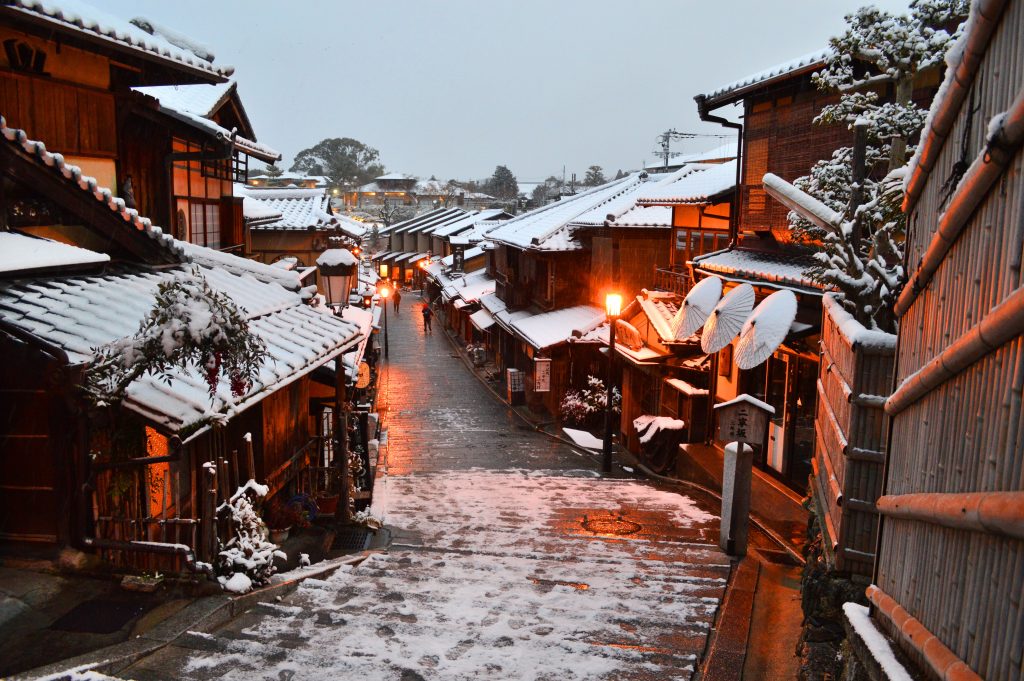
[
  {"left": 0, "top": 142, "right": 182, "bottom": 266},
  {"left": 0, "top": 7, "right": 228, "bottom": 87}
]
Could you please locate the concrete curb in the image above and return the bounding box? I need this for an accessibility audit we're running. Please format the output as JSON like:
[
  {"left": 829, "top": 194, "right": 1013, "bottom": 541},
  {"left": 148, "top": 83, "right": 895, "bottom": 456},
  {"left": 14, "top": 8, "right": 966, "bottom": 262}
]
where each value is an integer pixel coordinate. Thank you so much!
[
  {"left": 13, "top": 550, "right": 381, "bottom": 680},
  {"left": 699, "top": 557, "right": 761, "bottom": 681}
]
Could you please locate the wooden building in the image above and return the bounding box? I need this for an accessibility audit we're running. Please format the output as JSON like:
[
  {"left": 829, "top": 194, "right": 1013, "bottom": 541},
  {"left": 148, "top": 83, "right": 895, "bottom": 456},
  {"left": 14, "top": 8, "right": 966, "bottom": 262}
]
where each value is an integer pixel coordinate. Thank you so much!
[
  {"left": 0, "top": 120, "right": 362, "bottom": 569},
  {"left": 863, "top": 1, "right": 1024, "bottom": 678}
]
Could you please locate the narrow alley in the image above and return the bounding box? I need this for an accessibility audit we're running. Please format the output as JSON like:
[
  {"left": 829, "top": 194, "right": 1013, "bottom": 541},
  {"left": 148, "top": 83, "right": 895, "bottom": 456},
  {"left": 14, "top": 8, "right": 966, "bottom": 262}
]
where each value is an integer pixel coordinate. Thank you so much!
[{"left": 121, "top": 295, "right": 731, "bottom": 681}]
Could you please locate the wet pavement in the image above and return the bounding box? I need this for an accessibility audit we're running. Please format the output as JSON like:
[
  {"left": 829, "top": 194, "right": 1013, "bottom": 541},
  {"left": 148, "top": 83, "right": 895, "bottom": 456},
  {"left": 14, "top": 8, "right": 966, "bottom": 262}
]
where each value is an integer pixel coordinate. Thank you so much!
[{"left": 118, "top": 294, "right": 731, "bottom": 681}]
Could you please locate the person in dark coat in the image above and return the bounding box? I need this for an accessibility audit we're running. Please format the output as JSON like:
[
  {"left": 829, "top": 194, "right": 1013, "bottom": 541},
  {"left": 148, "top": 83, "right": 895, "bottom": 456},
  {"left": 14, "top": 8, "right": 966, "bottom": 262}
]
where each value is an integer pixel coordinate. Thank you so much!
[
  {"left": 421, "top": 303, "right": 433, "bottom": 333},
  {"left": 392, "top": 287, "right": 402, "bottom": 314}
]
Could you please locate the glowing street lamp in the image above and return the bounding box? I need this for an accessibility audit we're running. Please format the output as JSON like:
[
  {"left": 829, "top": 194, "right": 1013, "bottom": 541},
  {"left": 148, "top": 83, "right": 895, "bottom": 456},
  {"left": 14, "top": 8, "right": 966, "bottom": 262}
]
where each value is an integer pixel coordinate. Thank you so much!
[
  {"left": 379, "top": 284, "right": 391, "bottom": 359},
  {"left": 602, "top": 293, "right": 622, "bottom": 473}
]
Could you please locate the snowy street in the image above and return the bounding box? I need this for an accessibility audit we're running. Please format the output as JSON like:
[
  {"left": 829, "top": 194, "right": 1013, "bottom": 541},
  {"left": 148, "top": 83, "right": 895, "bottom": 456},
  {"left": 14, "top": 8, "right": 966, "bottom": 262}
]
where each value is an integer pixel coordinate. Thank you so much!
[{"left": 121, "top": 297, "right": 729, "bottom": 680}]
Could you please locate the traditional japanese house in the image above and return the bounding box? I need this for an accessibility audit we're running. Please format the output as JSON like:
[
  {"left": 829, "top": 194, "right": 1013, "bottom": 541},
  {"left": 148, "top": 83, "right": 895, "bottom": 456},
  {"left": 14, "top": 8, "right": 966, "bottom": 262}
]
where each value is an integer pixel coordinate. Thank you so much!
[
  {"left": 373, "top": 207, "right": 467, "bottom": 284},
  {"left": 0, "top": 120, "right": 363, "bottom": 571},
  {"left": 235, "top": 185, "right": 363, "bottom": 268},
  {"left": 125, "top": 81, "right": 283, "bottom": 251},
  {"left": 855, "top": 2, "right": 1024, "bottom": 678},
  {"left": 345, "top": 173, "right": 418, "bottom": 209},
  {"left": 483, "top": 174, "right": 669, "bottom": 415}
]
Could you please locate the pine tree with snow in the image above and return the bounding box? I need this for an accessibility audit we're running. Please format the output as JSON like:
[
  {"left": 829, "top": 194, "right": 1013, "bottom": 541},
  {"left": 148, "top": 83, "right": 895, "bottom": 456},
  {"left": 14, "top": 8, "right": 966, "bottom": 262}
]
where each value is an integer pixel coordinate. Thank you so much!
[{"left": 791, "top": 0, "right": 968, "bottom": 332}]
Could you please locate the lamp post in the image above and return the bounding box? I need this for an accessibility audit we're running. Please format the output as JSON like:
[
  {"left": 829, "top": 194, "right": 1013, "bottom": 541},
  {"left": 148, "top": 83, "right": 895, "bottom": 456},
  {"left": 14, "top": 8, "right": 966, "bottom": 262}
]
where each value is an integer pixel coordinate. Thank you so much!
[
  {"left": 602, "top": 293, "right": 622, "bottom": 473},
  {"left": 379, "top": 284, "right": 391, "bottom": 359}
]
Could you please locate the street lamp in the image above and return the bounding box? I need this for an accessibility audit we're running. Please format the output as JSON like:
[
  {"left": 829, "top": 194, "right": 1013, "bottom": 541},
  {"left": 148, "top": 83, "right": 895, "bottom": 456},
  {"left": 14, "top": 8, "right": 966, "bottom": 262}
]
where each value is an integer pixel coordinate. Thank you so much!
[
  {"left": 316, "top": 249, "right": 357, "bottom": 314},
  {"left": 602, "top": 293, "right": 622, "bottom": 473},
  {"left": 379, "top": 284, "right": 391, "bottom": 359}
]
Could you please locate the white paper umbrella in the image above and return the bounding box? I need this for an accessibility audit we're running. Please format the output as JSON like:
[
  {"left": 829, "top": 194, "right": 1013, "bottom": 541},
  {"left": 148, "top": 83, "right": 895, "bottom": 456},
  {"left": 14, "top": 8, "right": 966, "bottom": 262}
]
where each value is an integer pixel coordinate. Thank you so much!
[
  {"left": 735, "top": 290, "right": 798, "bottom": 370},
  {"left": 701, "top": 283, "right": 755, "bottom": 353},
  {"left": 670, "top": 276, "right": 723, "bottom": 340}
]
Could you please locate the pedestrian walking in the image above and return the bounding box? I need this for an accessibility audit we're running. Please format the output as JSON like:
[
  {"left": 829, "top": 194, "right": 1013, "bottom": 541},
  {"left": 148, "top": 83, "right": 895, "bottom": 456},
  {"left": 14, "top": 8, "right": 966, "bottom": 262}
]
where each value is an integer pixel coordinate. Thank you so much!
[
  {"left": 393, "top": 287, "right": 402, "bottom": 314},
  {"left": 421, "top": 303, "right": 433, "bottom": 334}
]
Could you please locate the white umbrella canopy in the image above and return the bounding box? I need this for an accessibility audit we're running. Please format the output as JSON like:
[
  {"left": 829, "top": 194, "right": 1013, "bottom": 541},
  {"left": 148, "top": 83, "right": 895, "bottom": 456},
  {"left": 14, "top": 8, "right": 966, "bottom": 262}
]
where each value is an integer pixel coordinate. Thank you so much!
[
  {"left": 671, "top": 276, "right": 722, "bottom": 340},
  {"left": 701, "top": 283, "right": 755, "bottom": 353},
  {"left": 735, "top": 290, "right": 798, "bottom": 370}
]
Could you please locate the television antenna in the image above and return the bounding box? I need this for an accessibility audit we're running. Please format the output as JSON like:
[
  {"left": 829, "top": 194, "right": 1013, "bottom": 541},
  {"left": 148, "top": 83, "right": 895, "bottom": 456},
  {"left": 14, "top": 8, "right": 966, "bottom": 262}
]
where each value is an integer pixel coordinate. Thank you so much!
[{"left": 653, "top": 129, "right": 731, "bottom": 169}]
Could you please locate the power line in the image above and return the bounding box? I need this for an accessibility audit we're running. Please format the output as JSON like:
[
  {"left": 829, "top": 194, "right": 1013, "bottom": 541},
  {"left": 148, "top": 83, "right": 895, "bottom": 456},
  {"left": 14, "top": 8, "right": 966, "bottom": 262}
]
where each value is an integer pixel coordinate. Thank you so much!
[{"left": 653, "top": 129, "right": 730, "bottom": 169}]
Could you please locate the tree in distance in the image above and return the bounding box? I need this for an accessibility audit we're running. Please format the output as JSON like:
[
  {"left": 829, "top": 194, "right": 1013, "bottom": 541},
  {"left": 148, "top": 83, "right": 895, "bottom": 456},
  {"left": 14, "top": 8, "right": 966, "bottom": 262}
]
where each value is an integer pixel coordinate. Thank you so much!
[
  {"left": 584, "top": 165, "right": 606, "bottom": 186},
  {"left": 290, "top": 138, "right": 385, "bottom": 190},
  {"left": 484, "top": 165, "right": 519, "bottom": 202}
]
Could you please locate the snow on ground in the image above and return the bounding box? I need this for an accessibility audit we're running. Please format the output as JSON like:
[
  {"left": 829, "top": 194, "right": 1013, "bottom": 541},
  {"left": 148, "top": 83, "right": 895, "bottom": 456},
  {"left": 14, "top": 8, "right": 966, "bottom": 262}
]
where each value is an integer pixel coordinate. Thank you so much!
[{"left": 177, "top": 469, "right": 728, "bottom": 680}]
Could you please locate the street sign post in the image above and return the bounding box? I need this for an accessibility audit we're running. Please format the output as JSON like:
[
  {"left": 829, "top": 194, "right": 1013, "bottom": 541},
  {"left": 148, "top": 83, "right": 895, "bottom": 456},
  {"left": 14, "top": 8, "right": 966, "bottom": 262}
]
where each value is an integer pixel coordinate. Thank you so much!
[{"left": 713, "top": 394, "right": 775, "bottom": 556}]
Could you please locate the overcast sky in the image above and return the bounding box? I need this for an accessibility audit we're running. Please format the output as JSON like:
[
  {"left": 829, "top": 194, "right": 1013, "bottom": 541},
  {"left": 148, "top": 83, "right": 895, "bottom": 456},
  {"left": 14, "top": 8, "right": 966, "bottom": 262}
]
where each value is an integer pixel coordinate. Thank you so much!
[{"left": 96, "top": 0, "right": 914, "bottom": 183}]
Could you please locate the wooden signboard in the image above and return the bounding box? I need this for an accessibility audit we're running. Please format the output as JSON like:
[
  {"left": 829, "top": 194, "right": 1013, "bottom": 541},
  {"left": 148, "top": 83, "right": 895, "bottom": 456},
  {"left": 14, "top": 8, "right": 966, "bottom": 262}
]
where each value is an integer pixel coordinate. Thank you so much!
[
  {"left": 714, "top": 394, "right": 774, "bottom": 446},
  {"left": 534, "top": 358, "right": 551, "bottom": 392}
]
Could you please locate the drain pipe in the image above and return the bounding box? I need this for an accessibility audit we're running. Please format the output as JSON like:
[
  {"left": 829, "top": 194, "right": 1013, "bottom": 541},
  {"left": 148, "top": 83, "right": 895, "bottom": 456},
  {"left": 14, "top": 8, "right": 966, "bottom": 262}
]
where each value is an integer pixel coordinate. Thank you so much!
[
  {"left": 695, "top": 94, "right": 743, "bottom": 245},
  {"left": 695, "top": 94, "right": 743, "bottom": 442}
]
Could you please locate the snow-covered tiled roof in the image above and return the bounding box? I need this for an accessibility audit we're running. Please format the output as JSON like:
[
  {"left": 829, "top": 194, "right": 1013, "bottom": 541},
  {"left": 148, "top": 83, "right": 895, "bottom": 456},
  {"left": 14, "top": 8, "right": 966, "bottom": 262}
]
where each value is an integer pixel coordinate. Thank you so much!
[
  {"left": 636, "top": 160, "right": 737, "bottom": 206},
  {"left": 133, "top": 82, "right": 234, "bottom": 118},
  {"left": 241, "top": 195, "right": 283, "bottom": 223},
  {"left": 1, "top": 117, "right": 185, "bottom": 262},
  {"left": 0, "top": 232, "right": 110, "bottom": 274},
  {"left": 509, "top": 305, "right": 607, "bottom": 350},
  {"left": 429, "top": 209, "right": 508, "bottom": 238},
  {"left": 235, "top": 186, "right": 338, "bottom": 232},
  {"left": 133, "top": 84, "right": 281, "bottom": 163},
  {"left": 485, "top": 174, "right": 645, "bottom": 251},
  {"left": 637, "top": 294, "right": 680, "bottom": 343},
  {"left": 693, "top": 247, "right": 823, "bottom": 293},
  {"left": 394, "top": 208, "right": 468, "bottom": 235},
  {"left": 440, "top": 246, "right": 484, "bottom": 268},
  {"left": 178, "top": 241, "right": 303, "bottom": 292},
  {"left": 607, "top": 205, "right": 672, "bottom": 228},
  {"left": 569, "top": 173, "right": 668, "bottom": 227},
  {"left": 1, "top": 1, "right": 233, "bottom": 80},
  {"left": 445, "top": 269, "right": 494, "bottom": 305},
  {"left": 703, "top": 49, "right": 829, "bottom": 107},
  {"left": 0, "top": 262, "right": 360, "bottom": 434}
]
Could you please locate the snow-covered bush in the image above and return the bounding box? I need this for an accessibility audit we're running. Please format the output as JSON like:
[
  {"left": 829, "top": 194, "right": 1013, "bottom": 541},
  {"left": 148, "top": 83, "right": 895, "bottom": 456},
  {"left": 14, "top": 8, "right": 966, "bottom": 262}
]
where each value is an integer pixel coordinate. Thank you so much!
[
  {"left": 560, "top": 375, "right": 621, "bottom": 428},
  {"left": 83, "top": 267, "right": 267, "bottom": 408},
  {"left": 217, "top": 476, "right": 285, "bottom": 593},
  {"left": 791, "top": 0, "right": 968, "bottom": 332}
]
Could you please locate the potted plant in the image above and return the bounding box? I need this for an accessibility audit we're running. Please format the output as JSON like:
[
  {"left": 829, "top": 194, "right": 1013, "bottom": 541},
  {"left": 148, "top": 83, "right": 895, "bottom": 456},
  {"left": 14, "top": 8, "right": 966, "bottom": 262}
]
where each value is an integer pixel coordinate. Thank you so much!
[{"left": 263, "top": 498, "right": 305, "bottom": 543}]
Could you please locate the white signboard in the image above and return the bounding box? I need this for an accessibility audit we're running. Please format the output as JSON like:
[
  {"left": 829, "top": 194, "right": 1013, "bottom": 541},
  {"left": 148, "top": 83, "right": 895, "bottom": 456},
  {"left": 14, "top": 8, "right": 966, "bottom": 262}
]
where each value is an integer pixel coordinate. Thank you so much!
[{"left": 534, "top": 358, "right": 552, "bottom": 393}]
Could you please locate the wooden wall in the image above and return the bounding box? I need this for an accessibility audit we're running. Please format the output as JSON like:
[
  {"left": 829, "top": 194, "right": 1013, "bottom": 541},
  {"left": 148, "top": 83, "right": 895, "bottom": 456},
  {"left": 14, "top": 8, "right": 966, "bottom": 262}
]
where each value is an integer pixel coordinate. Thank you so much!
[
  {"left": 877, "top": 2, "right": 1024, "bottom": 678},
  {"left": 261, "top": 377, "right": 312, "bottom": 480},
  {"left": 740, "top": 85, "right": 848, "bottom": 238},
  {"left": 813, "top": 295, "right": 894, "bottom": 576}
]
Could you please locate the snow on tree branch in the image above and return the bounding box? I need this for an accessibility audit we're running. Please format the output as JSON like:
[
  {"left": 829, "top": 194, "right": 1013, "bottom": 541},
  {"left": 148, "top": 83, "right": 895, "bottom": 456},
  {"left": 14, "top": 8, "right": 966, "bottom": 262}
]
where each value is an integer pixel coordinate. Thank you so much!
[
  {"left": 83, "top": 267, "right": 268, "bottom": 408},
  {"left": 790, "top": 0, "right": 967, "bottom": 333}
]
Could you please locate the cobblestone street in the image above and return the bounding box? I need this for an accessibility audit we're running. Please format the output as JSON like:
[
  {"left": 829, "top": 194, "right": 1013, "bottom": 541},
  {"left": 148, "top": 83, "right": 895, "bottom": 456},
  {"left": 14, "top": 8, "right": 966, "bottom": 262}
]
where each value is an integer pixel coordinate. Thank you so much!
[{"left": 121, "top": 296, "right": 730, "bottom": 681}]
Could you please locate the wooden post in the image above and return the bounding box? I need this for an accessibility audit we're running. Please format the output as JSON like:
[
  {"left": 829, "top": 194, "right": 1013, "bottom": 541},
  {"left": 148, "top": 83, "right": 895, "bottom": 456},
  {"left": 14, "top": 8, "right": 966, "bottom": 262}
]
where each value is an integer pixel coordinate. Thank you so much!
[
  {"left": 720, "top": 442, "right": 754, "bottom": 556},
  {"left": 713, "top": 395, "right": 775, "bottom": 557},
  {"left": 201, "top": 464, "right": 217, "bottom": 564},
  {"left": 335, "top": 355, "right": 351, "bottom": 524}
]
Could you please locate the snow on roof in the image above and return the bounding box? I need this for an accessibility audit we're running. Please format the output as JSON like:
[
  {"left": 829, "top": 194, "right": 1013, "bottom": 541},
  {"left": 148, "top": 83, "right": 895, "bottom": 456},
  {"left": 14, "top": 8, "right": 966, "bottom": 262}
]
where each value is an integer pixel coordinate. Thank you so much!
[
  {"left": 440, "top": 246, "right": 484, "bottom": 268},
  {"left": 133, "top": 81, "right": 234, "bottom": 118},
  {"left": 693, "top": 247, "right": 823, "bottom": 292},
  {"left": 486, "top": 174, "right": 645, "bottom": 251},
  {"left": 569, "top": 173, "right": 667, "bottom": 227},
  {"left": 234, "top": 186, "right": 337, "bottom": 232},
  {"left": 2, "top": 0, "right": 234, "bottom": 79},
  {"left": 375, "top": 172, "right": 414, "bottom": 181},
  {"left": 0, "top": 263, "right": 359, "bottom": 433},
  {"left": 0, "top": 232, "right": 110, "bottom": 273},
  {"left": 176, "top": 240, "right": 303, "bottom": 292},
  {"left": 1, "top": 117, "right": 185, "bottom": 262},
  {"left": 714, "top": 394, "right": 775, "bottom": 415},
  {"left": 822, "top": 293, "right": 896, "bottom": 353},
  {"left": 429, "top": 209, "right": 508, "bottom": 238},
  {"left": 395, "top": 208, "right": 468, "bottom": 234},
  {"left": 241, "top": 195, "right": 283, "bottom": 222},
  {"left": 636, "top": 160, "right": 737, "bottom": 206},
  {"left": 606, "top": 205, "right": 673, "bottom": 228},
  {"left": 134, "top": 90, "right": 281, "bottom": 162},
  {"left": 510, "top": 305, "right": 606, "bottom": 350},
  {"left": 573, "top": 322, "right": 668, "bottom": 363},
  {"left": 469, "top": 307, "right": 495, "bottom": 331},
  {"left": 637, "top": 295, "right": 680, "bottom": 343},
  {"left": 679, "top": 141, "right": 738, "bottom": 163},
  {"left": 703, "top": 49, "right": 830, "bottom": 107},
  {"left": 665, "top": 378, "right": 709, "bottom": 397},
  {"left": 334, "top": 214, "right": 366, "bottom": 238},
  {"left": 447, "top": 269, "right": 495, "bottom": 304}
]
